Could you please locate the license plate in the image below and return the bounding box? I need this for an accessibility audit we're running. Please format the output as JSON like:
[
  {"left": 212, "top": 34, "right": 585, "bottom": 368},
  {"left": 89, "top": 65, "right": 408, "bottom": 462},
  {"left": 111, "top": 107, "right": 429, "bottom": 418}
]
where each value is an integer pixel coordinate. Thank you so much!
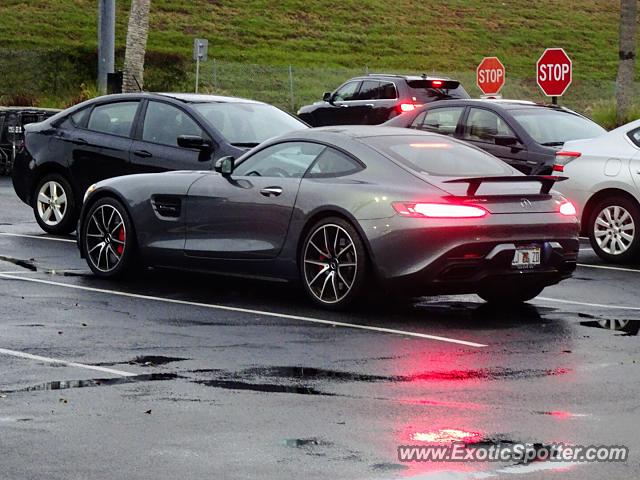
[{"left": 512, "top": 246, "right": 541, "bottom": 269}]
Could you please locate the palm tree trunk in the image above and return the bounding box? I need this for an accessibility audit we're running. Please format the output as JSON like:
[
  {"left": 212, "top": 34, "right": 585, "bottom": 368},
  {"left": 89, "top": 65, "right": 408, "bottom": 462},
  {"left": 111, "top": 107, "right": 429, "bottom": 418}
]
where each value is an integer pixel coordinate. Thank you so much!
[
  {"left": 616, "top": 0, "right": 637, "bottom": 126},
  {"left": 122, "top": 0, "right": 151, "bottom": 93}
]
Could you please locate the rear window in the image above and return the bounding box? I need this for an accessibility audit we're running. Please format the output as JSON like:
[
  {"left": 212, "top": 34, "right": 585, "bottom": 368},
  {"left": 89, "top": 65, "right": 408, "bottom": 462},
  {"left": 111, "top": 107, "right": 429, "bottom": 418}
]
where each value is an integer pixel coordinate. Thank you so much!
[
  {"left": 510, "top": 108, "right": 606, "bottom": 145},
  {"left": 406, "top": 80, "right": 470, "bottom": 102},
  {"left": 365, "top": 135, "right": 512, "bottom": 177}
]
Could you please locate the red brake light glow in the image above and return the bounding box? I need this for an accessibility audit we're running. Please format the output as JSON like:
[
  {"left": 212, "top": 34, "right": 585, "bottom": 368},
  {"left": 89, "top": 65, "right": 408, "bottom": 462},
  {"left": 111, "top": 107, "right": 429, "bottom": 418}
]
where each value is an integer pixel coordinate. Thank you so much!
[
  {"left": 399, "top": 103, "right": 417, "bottom": 113},
  {"left": 555, "top": 151, "right": 581, "bottom": 158},
  {"left": 431, "top": 80, "right": 444, "bottom": 88},
  {"left": 559, "top": 201, "right": 577, "bottom": 216},
  {"left": 393, "top": 202, "right": 488, "bottom": 218}
]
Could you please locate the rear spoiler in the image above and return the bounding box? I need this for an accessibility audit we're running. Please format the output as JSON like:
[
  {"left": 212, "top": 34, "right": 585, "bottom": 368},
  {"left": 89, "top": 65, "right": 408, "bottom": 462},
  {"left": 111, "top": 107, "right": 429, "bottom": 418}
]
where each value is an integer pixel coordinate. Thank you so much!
[{"left": 444, "top": 175, "right": 568, "bottom": 196}]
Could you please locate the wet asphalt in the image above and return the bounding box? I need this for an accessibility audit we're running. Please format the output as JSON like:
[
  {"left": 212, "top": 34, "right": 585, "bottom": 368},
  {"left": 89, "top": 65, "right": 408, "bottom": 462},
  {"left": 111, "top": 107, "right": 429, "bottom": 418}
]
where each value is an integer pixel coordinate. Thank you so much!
[{"left": 0, "top": 176, "right": 639, "bottom": 479}]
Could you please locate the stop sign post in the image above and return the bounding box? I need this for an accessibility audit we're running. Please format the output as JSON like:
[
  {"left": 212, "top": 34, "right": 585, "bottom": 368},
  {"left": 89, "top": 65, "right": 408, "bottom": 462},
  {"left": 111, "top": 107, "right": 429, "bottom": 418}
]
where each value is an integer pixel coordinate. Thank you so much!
[
  {"left": 476, "top": 57, "right": 505, "bottom": 96},
  {"left": 536, "top": 48, "right": 572, "bottom": 103}
]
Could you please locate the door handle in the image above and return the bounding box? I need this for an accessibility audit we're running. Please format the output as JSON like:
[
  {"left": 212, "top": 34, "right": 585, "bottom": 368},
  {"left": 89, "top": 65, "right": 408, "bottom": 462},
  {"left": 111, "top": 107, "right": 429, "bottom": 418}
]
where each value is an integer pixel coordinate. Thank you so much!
[
  {"left": 72, "top": 138, "right": 88, "bottom": 145},
  {"left": 260, "top": 187, "right": 283, "bottom": 197},
  {"left": 133, "top": 150, "right": 153, "bottom": 158}
]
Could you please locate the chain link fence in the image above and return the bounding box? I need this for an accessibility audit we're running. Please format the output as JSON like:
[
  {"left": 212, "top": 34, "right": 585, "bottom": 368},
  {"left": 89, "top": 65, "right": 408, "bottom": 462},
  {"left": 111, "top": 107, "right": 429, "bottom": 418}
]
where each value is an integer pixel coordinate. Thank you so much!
[{"left": 1, "top": 49, "right": 638, "bottom": 123}]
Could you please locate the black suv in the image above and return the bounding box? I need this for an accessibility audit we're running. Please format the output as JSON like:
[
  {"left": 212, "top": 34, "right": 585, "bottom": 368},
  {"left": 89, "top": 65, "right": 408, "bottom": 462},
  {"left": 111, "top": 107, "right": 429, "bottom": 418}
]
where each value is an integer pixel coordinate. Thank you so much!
[
  {"left": 297, "top": 74, "right": 469, "bottom": 127},
  {"left": 0, "top": 107, "right": 60, "bottom": 175}
]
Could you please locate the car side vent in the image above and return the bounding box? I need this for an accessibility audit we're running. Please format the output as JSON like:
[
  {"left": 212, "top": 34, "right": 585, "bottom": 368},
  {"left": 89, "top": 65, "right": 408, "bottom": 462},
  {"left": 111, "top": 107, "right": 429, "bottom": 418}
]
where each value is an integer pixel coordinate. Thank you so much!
[{"left": 151, "top": 195, "right": 182, "bottom": 218}]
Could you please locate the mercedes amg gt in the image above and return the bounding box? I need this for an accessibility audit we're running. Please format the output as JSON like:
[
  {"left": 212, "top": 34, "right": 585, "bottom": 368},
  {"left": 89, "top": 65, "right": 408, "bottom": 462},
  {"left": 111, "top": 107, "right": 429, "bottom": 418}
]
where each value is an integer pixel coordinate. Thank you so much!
[{"left": 77, "top": 126, "right": 579, "bottom": 309}]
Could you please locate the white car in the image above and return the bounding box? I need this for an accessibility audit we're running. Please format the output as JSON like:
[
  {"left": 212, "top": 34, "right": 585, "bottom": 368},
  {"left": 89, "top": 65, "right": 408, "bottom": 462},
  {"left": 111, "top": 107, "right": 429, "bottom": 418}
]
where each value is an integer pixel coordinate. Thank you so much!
[{"left": 554, "top": 119, "right": 640, "bottom": 263}]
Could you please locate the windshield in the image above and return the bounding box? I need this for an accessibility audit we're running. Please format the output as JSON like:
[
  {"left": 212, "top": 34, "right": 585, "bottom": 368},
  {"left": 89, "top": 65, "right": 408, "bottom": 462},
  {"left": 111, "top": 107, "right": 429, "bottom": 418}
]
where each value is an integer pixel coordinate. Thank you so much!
[
  {"left": 510, "top": 108, "right": 606, "bottom": 145},
  {"left": 365, "top": 135, "right": 513, "bottom": 177},
  {"left": 192, "top": 102, "right": 307, "bottom": 146}
]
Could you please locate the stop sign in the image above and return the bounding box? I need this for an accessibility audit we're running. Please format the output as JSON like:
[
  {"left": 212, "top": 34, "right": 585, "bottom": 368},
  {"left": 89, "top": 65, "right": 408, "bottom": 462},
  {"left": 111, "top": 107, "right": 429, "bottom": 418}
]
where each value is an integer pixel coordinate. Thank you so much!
[
  {"left": 537, "top": 48, "right": 572, "bottom": 97},
  {"left": 476, "top": 57, "right": 505, "bottom": 95}
]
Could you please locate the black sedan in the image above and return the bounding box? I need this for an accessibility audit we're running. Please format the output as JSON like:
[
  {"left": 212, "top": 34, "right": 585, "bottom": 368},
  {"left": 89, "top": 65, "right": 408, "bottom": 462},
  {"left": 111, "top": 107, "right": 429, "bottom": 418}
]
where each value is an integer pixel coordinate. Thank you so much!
[
  {"left": 12, "top": 93, "right": 308, "bottom": 234},
  {"left": 383, "top": 99, "right": 606, "bottom": 175},
  {"left": 77, "top": 126, "right": 579, "bottom": 309}
]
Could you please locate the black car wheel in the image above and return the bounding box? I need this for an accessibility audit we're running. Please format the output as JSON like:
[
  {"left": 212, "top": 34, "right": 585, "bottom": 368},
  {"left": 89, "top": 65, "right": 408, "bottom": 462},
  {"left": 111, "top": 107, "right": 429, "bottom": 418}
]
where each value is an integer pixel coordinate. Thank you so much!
[
  {"left": 300, "top": 217, "right": 367, "bottom": 309},
  {"left": 33, "top": 174, "right": 77, "bottom": 234},
  {"left": 82, "top": 197, "right": 136, "bottom": 278},
  {"left": 588, "top": 196, "right": 640, "bottom": 264},
  {"left": 478, "top": 284, "right": 545, "bottom": 305}
]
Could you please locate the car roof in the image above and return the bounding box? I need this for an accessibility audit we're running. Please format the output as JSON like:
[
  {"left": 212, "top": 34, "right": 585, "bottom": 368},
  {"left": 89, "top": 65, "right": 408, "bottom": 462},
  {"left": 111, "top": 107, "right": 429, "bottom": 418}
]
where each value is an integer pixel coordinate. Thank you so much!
[
  {"left": 425, "top": 98, "right": 578, "bottom": 112},
  {"left": 153, "top": 92, "right": 265, "bottom": 104},
  {"left": 305, "top": 125, "right": 440, "bottom": 139},
  {"left": 351, "top": 73, "right": 458, "bottom": 82}
]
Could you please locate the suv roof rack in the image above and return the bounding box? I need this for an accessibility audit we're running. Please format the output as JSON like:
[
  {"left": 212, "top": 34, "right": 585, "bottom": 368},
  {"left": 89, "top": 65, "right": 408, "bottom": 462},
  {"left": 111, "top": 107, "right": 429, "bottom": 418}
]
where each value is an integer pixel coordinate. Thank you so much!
[{"left": 366, "top": 73, "right": 408, "bottom": 78}]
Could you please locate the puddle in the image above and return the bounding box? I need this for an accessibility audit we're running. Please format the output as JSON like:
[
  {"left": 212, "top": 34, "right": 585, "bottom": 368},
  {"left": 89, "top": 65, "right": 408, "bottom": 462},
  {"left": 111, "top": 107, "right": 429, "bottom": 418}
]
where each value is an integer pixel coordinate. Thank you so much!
[
  {"left": 2, "top": 373, "right": 179, "bottom": 393},
  {"left": 0, "top": 255, "right": 37, "bottom": 271},
  {"left": 244, "top": 366, "right": 395, "bottom": 383},
  {"left": 193, "top": 379, "right": 334, "bottom": 396},
  {"left": 284, "top": 438, "right": 328, "bottom": 448},
  {"left": 95, "top": 356, "right": 189, "bottom": 367},
  {"left": 407, "top": 367, "right": 571, "bottom": 382}
]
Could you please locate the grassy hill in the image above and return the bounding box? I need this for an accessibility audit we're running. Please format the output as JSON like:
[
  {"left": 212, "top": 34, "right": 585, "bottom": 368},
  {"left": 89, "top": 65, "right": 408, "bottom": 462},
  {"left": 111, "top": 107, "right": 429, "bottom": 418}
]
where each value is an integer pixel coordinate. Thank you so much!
[{"left": 0, "top": 0, "right": 634, "bottom": 122}]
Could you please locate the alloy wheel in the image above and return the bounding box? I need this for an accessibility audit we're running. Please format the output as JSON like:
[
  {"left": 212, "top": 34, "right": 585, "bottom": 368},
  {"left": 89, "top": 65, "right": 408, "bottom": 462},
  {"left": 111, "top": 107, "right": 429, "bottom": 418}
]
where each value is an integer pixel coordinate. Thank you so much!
[
  {"left": 303, "top": 223, "right": 358, "bottom": 305},
  {"left": 598, "top": 319, "right": 630, "bottom": 331},
  {"left": 36, "top": 181, "right": 67, "bottom": 226},
  {"left": 593, "top": 205, "right": 635, "bottom": 256},
  {"left": 85, "top": 204, "right": 126, "bottom": 273}
]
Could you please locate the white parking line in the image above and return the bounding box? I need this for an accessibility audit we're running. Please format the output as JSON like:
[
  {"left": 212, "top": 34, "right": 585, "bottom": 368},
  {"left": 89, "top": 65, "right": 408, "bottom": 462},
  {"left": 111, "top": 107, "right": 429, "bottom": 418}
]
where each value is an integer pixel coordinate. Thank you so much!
[
  {"left": 0, "top": 272, "right": 487, "bottom": 348},
  {"left": 0, "top": 232, "right": 76, "bottom": 243},
  {"left": 0, "top": 348, "right": 137, "bottom": 377},
  {"left": 577, "top": 263, "right": 640, "bottom": 273},
  {"left": 538, "top": 296, "right": 640, "bottom": 311}
]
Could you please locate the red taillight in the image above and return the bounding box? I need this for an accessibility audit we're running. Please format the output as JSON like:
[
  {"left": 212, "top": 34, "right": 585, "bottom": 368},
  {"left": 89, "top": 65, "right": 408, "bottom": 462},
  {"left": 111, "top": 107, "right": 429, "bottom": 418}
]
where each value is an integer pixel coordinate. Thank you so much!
[
  {"left": 559, "top": 201, "right": 577, "bottom": 216},
  {"left": 555, "top": 151, "right": 581, "bottom": 158},
  {"left": 393, "top": 202, "right": 488, "bottom": 218},
  {"left": 399, "top": 103, "right": 416, "bottom": 113},
  {"left": 431, "top": 80, "right": 444, "bottom": 87},
  {"left": 553, "top": 164, "right": 564, "bottom": 172}
]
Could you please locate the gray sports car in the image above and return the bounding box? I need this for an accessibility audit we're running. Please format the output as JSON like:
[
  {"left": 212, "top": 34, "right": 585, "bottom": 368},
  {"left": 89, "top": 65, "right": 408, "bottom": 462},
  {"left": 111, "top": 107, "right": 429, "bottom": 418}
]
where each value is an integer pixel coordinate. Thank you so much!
[{"left": 77, "top": 126, "right": 579, "bottom": 309}]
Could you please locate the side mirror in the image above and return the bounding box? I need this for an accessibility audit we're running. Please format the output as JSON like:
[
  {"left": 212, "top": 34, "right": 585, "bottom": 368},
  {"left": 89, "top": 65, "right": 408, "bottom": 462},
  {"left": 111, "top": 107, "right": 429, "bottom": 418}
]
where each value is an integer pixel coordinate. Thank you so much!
[
  {"left": 494, "top": 134, "right": 520, "bottom": 147},
  {"left": 214, "top": 156, "right": 235, "bottom": 176},
  {"left": 177, "top": 135, "right": 212, "bottom": 150},
  {"left": 322, "top": 92, "right": 333, "bottom": 103}
]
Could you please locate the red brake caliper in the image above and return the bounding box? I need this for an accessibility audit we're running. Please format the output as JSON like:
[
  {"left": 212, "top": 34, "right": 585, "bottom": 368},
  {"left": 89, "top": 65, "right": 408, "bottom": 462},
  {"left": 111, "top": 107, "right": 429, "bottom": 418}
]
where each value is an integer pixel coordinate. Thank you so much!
[{"left": 116, "top": 228, "right": 125, "bottom": 255}]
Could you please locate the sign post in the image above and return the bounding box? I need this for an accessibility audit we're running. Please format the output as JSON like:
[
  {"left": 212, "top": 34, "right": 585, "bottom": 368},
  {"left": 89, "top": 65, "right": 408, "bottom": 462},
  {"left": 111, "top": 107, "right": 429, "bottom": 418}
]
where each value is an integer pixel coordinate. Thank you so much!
[
  {"left": 536, "top": 48, "right": 572, "bottom": 104},
  {"left": 193, "top": 38, "right": 209, "bottom": 93},
  {"left": 476, "top": 57, "right": 505, "bottom": 96}
]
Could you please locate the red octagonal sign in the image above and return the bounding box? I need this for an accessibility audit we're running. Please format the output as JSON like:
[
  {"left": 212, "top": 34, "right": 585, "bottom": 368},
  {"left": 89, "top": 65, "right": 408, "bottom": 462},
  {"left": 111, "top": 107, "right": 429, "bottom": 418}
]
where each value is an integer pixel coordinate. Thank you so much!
[
  {"left": 537, "top": 48, "right": 572, "bottom": 97},
  {"left": 476, "top": 57, "right": 505, "bottom": 95}
]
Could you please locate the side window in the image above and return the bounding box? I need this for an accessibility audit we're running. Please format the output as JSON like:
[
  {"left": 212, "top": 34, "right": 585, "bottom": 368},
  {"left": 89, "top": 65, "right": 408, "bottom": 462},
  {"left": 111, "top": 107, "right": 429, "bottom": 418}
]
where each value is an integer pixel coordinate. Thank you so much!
[
  {"left": 421, "top": 107, "right": 464, "bottom": 135},
  {"left": 628, "top": 128, "right": 640, "bottom": 147},
  {"left": 410, "top": 111, "right": 427, "bottom": 129},
  {"left": 307, "top": 147, "right": 364, "bottom": 177},
  {"left": 233, "top": 142, "right": 325, "bottom": 178},
  {"left": 333, "top": 82, "right": 361, "bottom": 102},
  {"left": 463, "top": 108, "right": 515, "bottom": 143},
  {"left": 356, "top": 81, "right": 379, "bottom": 101},
  {"left": 379, "top": 82, "right": 397, "bottom": 100},
  {"left": 87, "top": 102, "right": 138, "bottom": 137},
  {"left": 71, "top": 107, "right": 90, "bottom": 127},
  {"left": 143, "top": 101, "right": 204, "bottom": 147}
]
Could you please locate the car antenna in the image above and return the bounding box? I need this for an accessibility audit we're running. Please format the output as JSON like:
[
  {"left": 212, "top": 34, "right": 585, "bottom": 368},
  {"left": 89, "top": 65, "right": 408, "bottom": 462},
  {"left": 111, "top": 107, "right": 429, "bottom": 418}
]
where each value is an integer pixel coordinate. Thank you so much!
[{"left": 133, "top": 75, "right": 143, "bottom": 92}]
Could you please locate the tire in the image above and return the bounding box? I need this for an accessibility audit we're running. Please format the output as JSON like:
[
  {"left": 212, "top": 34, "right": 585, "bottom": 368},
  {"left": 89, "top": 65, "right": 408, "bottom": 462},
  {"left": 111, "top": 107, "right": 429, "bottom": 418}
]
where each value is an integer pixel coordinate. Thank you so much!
[
  {"left": 597, "top": 319, "right": 640, "bottom": 334},
  {"left": 33, "top": 174, "right": 77, "bottom": 234},
  {"left": 81, "top": 197, "right": 137, "bottom": 278},
  {"left": 300, "top": 216, "right": 368, "bottom": 310},
  {"left": 478, "top": 284, "right": 545, "bottom": 305},
  {"left": 588, "top": 195, "right": 640, "bottom": 264}
]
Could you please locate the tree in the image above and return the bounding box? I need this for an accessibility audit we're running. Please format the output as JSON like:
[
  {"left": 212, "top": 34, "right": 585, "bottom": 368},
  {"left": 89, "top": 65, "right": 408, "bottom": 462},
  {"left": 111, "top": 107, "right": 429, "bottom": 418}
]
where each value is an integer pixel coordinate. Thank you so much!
[
  {"left": 122, "top": 0, "right": 151, "bottom": 93},
  {"left": 616, "top": 0, "right": 637, "bottom": 126}
]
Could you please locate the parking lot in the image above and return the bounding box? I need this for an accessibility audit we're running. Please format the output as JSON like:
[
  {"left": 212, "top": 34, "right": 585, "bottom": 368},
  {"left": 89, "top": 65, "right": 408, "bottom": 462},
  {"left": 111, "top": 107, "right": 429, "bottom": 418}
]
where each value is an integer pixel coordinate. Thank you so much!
[{"left": 0, "top": 174, "right": 638, "bottom": 479}]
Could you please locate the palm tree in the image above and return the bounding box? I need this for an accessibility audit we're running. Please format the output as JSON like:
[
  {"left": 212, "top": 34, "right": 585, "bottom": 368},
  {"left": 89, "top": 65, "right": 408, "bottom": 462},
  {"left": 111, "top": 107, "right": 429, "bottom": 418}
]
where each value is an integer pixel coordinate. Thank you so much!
[
  {"left": 616, "top": 0, "right": 637, "bottom": 126},
  {"left": 122, "top": 0, "right": 151, "bottom": 93}
]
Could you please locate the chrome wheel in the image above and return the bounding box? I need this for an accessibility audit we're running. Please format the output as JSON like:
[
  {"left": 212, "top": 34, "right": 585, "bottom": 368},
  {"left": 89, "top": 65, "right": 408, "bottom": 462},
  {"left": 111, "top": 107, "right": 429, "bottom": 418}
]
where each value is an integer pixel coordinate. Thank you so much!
[
  {"left": 36, "top": 180, "right": 67, "bottom": 226},
  {"left": 303, "top": 223, "right": 358, "bottom": 305},
  {"left": 593, "top": 205, "right": 635, "bottom": 256},
  {"left": 85, "top": 204, "right": 126, "bottom": 273}
]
